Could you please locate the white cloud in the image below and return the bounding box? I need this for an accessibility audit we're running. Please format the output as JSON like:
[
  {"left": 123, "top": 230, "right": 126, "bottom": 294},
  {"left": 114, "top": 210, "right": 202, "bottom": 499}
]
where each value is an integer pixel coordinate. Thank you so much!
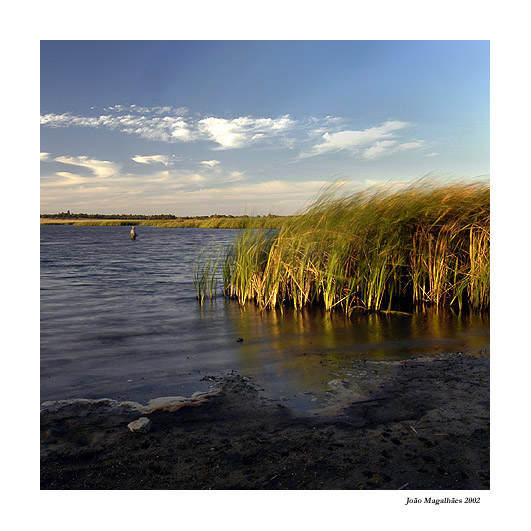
[
  {"left": 40, "top": 109, "right": 193, "bottom": 143},
  {"left": 132, "top": 154, "right": 174, "bottom": 166},
  {"left": 363, "top": 140, "right": 427, "bottom": 159},
  {"left": 362, "top": 140, "right": 398, "bottom": 159},
  {"left": 426, "top": 152, "right": 439, "bottom": 157},
  {"left": 54, "top": 155, "right": 120, "bottom": 179},
  {"left": 197, "top": 115, "right": 295, "bottom": 149},
  {"left": 303, "top": 121, "right": 411, "bottom": 158},
  {"left": 43, "top": 171, "right": 86, "bottom": 186},
  {"left": 201, "top": 160, "right": 221, "bottom": 168},
  {"left": 170, "top": 123, "right": 192, "bottom": 140},
  {"left": 41, "top": 163, "right": 185, "bottom": 213},
  {"left": 396, "top": 141, "right": 425, "bottom": 151},
  {"left": 40, "top": 152, "right": 50, "bottom": 161}
]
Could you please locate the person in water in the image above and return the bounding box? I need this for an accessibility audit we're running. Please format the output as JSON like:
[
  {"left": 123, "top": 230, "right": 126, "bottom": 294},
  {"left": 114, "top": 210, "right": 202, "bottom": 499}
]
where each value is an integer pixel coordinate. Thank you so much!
[{"left": 130, "top": 226, "right": 137, "bottom": 240}]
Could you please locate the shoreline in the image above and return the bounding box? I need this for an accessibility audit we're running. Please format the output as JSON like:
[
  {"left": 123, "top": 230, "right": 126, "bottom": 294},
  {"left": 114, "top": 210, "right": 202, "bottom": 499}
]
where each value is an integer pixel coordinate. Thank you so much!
[
  {"left": 41, "top": 353, "right": 489, "bottom": 490},
  {"left": 39, "top": 217, "right": 287, "bottom": 229}
]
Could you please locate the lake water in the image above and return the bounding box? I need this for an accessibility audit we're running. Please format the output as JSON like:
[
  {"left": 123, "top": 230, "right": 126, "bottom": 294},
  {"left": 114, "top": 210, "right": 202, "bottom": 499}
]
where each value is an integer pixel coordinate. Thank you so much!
[{"left": 40, "top": 225, "right": 490, "bottom": 411}]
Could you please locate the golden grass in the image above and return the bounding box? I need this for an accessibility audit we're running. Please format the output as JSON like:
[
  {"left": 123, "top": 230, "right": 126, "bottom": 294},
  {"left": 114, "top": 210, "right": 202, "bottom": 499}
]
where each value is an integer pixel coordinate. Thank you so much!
[{"left": 217, "top": 178, "right": 490, "bottom": 313}]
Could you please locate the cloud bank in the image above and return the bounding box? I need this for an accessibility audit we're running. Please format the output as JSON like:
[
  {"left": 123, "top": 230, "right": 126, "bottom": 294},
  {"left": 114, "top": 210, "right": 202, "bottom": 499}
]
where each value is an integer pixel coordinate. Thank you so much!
[
  {"left": 40, "top": 150, "right": 331, "bottom": 215},
  {"left": 41, "top": 105, "right": 427, "bottom": 159},
  {"left": 40, "top": 106, "right": 296, "bottom": 149},
  {"left": 41, "top": 110, "right": 192, "bottom": 143}
]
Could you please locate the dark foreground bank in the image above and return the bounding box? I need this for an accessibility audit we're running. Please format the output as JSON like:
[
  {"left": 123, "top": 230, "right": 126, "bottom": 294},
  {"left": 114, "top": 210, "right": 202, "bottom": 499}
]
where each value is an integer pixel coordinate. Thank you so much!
[{"left": 41, "top": 353, "right": 489, "bottom": 490}]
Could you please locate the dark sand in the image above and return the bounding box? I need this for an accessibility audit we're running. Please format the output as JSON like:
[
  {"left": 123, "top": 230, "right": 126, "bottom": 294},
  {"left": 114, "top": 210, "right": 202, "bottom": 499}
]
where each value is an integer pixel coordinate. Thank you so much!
[{"left": 40, "top": 353, "right": 489, "bottom": 490}]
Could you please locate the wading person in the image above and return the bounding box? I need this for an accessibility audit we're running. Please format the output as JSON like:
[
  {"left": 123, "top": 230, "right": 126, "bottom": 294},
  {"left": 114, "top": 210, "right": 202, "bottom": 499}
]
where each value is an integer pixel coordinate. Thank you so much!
[{"left": 130, "top": 226, "right": 137, "bottom": 240}]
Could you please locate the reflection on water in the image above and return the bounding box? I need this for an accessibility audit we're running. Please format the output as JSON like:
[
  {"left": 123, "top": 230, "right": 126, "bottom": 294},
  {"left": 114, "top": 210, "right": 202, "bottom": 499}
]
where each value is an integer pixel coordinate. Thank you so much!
[
  {"left": 41, "top": 225, "right": 489, "bottom": 411},
  {"left": 219, "top": 304, "right": 489, "bottom": 409}
]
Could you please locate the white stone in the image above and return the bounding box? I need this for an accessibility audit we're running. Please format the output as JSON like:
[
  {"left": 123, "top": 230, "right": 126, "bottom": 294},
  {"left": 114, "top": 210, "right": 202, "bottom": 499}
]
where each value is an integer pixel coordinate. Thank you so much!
[{"left": 127, "top": 417, "right": 151, "bottom": 433}]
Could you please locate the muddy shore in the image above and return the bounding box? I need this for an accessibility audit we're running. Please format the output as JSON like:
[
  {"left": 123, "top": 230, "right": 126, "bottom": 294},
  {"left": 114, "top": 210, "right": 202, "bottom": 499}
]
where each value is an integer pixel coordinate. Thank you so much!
[{"left": 40, "top": 353, "right": 489, "bottom": 490}]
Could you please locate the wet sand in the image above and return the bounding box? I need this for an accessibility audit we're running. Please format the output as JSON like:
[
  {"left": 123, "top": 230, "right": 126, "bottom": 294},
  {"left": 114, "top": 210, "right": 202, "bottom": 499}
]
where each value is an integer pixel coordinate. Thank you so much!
[{"left": 40, "top": 352, "right": 489, "bottom": 490}]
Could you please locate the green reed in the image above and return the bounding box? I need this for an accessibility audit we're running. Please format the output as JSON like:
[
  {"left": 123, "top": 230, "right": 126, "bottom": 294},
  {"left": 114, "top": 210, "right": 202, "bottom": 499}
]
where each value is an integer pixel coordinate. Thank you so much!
[
  {"left": 192, "top": 248, "right": 220, "bottom": 305},
  {"left": 217, "top": 178, "right": 490, "bottom": 313}
]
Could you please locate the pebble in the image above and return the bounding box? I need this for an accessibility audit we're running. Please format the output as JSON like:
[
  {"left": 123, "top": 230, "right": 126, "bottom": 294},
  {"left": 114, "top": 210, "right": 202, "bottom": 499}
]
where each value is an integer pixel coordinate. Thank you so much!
[{"left": 127, "top": 417, "right": 151, "bottom": 433}]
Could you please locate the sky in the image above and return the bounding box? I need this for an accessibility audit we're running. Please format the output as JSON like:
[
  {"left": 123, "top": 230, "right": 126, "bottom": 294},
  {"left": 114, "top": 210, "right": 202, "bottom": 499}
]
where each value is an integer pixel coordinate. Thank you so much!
[{"left": 40, "top": 40, "right": 490, "bottom": 216}]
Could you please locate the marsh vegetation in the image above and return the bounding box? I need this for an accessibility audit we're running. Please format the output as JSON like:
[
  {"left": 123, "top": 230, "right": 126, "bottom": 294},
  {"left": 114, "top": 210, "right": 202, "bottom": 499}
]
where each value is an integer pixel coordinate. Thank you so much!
[
  {"left": 196, "top": 179, "right": 489, "bottom": 313},
  {"left": 40, "top": 214, "right": 288, "bottom": 229}
]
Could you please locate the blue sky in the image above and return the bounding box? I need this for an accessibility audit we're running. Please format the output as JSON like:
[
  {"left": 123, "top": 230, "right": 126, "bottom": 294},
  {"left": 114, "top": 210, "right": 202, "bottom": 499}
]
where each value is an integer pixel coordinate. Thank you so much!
[{"left": 40, "top": 40, "right": 489, "bottom": 215}]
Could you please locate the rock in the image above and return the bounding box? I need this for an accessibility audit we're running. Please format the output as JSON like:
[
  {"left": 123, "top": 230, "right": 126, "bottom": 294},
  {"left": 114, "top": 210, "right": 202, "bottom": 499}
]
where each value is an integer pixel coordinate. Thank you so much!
[
  {"left": 144, "top": 392, "right": 215, "bottom": 413},
  {"left": 127, "top": 417, "right": 151, "bottom": 433}
]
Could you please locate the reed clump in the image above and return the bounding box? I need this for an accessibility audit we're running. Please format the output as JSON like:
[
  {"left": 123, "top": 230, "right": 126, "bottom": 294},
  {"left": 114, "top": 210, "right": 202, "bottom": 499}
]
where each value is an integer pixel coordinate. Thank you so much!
[
  {"left": 192, "top": 248, "right": 221, "bottom": 305},
  {"left": 219, "top": 178, "right": 489, "bottom": 313}
]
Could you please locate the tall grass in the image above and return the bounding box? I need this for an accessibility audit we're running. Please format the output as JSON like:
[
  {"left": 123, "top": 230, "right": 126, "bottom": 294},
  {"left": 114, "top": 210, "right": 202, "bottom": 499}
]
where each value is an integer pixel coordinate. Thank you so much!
[
  {"left": 192, "top": 248, "right": 221, "bottom": 305},
  {"left": 217, "top": 178, "right": 490, "bottom": 313}
]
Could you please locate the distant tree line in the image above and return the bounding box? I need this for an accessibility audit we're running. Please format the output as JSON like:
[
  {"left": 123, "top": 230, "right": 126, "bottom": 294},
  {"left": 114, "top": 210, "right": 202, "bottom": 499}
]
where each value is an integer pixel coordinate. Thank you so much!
[{"left": 40, "top": 210, "right": 281, "bottom": 220}]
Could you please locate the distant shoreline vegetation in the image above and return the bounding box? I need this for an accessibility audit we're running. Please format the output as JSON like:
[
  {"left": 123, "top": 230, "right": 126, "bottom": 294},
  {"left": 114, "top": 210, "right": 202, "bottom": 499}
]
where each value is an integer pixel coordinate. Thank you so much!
[
  {"left": 40, "top": 213, "right": 287, "bottom": 229},
  {"left": 195, "top": 178, "right": 490, "bottom": 313}
]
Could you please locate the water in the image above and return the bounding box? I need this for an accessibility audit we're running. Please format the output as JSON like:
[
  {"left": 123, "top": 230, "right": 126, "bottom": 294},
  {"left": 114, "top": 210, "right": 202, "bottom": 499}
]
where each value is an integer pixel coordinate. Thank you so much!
[{"left": 41, "top": 225, "right": 490, "bottom": 410}]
